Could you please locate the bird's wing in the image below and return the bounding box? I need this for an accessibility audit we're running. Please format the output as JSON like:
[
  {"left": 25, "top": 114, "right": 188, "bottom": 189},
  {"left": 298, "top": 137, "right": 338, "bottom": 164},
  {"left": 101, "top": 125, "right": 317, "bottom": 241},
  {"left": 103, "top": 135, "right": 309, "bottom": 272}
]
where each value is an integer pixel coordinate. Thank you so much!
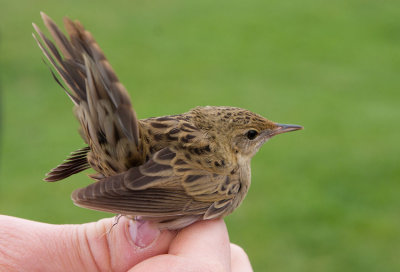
[
  {"left": 33, "top": 13, "right": 141, "bottom": 179},
  {"left": 72, "top": 147, "right": 241, "bottom": 221}
]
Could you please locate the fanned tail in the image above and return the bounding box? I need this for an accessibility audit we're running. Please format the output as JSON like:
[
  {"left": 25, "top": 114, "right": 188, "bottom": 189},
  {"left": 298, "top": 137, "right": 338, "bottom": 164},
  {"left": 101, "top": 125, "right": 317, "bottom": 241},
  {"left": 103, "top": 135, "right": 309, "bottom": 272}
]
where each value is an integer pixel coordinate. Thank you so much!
[{"left": 33, "top": 12, "right": 143, "bottom": 181}]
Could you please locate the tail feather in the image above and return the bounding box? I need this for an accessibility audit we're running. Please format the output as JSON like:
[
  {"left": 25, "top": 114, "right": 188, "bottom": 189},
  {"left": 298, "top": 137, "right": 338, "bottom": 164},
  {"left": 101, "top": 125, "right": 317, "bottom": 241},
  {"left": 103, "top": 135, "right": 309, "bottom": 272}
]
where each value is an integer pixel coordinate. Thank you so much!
[
  {"left": 44, "top": 147, "right": 90, "bottom": 182},
  {"left": 32, "top": 26, "right": 83, "bottom": 104},
  {"left": 34, "top": 12, "right": 143, "bottom": 180}
]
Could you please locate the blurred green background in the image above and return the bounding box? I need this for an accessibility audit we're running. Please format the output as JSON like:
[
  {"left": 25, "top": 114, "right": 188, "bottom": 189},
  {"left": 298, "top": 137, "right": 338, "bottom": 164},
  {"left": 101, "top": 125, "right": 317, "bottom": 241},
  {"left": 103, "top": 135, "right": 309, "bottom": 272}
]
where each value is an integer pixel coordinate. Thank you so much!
[{"left": 1, "top": 0, "right": 400, "bottom": 271}]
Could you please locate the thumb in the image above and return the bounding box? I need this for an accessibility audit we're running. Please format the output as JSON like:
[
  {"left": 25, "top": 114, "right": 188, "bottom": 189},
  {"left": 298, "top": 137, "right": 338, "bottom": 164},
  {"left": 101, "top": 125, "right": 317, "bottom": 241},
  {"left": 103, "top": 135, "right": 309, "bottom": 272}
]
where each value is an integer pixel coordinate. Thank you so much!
[{"left": 0, "top": 215, "right": 175, "bottom": 272}]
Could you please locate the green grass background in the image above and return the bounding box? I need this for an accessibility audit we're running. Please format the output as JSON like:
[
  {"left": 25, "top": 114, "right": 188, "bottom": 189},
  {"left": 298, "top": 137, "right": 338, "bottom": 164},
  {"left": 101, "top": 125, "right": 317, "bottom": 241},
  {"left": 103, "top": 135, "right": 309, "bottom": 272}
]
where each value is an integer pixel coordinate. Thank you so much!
[{"left": 1, "top": 0, "right": 400, "bottom": 271}]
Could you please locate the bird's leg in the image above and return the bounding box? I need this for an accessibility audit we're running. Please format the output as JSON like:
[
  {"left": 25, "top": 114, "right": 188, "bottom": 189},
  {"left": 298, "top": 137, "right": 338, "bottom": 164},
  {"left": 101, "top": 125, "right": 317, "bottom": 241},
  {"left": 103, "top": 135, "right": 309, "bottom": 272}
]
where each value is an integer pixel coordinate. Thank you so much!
[{"left": 103, "top": 214, "right": 123, "bottom": 236}]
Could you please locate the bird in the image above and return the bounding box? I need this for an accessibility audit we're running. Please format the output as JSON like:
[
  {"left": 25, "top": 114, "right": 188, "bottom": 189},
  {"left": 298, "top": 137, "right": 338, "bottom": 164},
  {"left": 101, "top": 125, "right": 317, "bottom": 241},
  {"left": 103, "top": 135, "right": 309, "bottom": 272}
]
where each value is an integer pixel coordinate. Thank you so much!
[{"left": 32, "top": 12, "right": 303, "bottom": 230}]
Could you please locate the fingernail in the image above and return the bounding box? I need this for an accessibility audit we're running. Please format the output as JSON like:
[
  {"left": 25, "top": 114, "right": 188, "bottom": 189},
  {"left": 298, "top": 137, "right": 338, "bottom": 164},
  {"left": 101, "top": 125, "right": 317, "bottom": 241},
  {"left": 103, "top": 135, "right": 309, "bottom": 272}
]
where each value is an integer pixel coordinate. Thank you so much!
[{"left": 129, "top": 220, "right": 160, "bottom": 248}]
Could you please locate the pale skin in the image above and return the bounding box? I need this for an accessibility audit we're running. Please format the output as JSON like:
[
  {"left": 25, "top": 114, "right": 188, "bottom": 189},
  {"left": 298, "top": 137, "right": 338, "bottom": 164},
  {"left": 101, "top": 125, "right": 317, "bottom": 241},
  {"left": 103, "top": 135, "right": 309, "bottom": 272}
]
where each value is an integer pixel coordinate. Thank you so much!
[{"left": 0, "top": 215, "right": 252, "bottom": 272}]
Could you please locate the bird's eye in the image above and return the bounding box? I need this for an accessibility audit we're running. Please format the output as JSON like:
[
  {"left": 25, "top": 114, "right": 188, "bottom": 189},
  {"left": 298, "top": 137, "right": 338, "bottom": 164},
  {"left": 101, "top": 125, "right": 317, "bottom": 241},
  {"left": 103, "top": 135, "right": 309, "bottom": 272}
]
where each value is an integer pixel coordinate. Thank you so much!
[{"left": 246, "top": 130, "right": 258, "bottom": 140}]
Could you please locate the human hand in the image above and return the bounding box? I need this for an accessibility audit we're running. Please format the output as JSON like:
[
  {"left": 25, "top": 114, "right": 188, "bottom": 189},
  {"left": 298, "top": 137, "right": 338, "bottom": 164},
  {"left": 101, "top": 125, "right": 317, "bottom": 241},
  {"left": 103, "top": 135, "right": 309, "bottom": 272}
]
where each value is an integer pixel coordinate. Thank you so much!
[{"left": 0, "top": 215, "right": 252, "bottom": 271}]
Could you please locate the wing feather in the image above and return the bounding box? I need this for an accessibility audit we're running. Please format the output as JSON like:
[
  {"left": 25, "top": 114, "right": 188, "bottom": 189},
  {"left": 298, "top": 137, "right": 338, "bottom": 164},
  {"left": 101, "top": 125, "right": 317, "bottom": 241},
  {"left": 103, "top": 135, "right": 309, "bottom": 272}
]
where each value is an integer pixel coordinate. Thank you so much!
[{"left": 71, "top": 147, "right": 241, "bottom": 227}]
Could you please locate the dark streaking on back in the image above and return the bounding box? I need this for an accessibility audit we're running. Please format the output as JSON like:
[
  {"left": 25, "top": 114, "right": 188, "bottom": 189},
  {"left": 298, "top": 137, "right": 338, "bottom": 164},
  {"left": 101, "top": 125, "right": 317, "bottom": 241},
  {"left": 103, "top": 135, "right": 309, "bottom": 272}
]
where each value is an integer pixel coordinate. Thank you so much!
[{"left": 33, "top": 12, "right": 302, "bottom": 229}]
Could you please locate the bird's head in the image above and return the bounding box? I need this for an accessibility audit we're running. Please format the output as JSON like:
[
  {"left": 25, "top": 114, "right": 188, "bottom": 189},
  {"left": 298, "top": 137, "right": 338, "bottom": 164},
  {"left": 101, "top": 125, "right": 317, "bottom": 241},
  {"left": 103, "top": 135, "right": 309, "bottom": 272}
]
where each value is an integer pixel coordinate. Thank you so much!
[{"left": 191, "top": 106, "right": 303, "bottom": 159}]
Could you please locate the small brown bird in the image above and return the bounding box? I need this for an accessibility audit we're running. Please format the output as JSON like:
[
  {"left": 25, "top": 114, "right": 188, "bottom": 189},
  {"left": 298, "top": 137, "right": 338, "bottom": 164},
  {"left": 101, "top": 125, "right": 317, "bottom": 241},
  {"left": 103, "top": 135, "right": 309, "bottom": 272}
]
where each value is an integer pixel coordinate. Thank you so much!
[{"left": 33, "top": 12, "right": 303, "bottom": 229}]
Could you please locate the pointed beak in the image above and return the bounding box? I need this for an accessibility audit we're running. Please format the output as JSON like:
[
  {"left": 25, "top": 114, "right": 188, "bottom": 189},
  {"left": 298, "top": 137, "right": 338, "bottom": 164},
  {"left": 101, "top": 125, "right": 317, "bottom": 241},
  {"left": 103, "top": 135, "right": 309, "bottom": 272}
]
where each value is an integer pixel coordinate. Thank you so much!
[{"left": 271, "top": 123, "right": 303, "bottom": 136}]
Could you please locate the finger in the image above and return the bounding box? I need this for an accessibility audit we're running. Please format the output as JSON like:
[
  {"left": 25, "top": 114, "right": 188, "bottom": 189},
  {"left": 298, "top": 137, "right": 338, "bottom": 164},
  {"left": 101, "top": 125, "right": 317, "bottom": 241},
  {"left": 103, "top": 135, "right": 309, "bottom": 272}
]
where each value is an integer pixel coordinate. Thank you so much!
[
  {"left": 230, "top": 243, "right": 253, "bottom": 272},
  {"left": 169, "top": 219, "right": 231, "bottom": 271},
  {"left": 76, "top": 216, "right": 175, "bottom": 271},
  {"left": 0, "top": 215, "right": 175, "bottom": 272},
  {"left": 129, "top": 219, "right": 231, "bottom": 272}
]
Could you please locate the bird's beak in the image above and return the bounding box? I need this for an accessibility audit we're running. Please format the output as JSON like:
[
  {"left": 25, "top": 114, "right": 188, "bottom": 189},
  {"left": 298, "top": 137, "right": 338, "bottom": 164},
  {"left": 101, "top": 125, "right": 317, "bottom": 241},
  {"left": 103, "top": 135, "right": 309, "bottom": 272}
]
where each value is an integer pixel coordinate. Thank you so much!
[{"left": 271, "top": 123, "right": 303, "bottom": 136}]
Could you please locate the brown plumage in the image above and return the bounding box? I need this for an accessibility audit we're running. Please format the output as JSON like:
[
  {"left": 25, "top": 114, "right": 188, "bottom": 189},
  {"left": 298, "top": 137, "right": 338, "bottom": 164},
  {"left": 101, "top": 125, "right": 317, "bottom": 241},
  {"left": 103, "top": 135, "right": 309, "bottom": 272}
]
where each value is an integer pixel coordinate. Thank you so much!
[{"left": 33, "top": 12, "right": 303, "bottom": 229}]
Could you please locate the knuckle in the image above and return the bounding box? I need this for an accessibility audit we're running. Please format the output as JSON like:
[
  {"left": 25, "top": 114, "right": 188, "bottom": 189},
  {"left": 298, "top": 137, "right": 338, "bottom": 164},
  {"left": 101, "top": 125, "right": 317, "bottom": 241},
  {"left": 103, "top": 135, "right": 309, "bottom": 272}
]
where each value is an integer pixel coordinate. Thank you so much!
[{"left": 230, "top": 243, "right": 250, "bottom": 262}]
